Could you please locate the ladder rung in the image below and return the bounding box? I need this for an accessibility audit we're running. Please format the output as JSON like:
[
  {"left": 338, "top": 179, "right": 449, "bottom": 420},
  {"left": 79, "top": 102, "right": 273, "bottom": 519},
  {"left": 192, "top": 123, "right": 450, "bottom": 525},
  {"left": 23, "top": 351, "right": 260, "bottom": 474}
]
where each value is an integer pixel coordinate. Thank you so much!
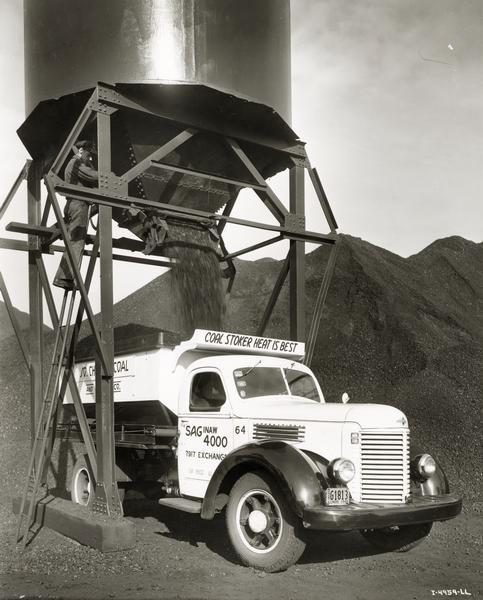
[{"left": 17, "top": 285, "right": 78, "bottom": 547}]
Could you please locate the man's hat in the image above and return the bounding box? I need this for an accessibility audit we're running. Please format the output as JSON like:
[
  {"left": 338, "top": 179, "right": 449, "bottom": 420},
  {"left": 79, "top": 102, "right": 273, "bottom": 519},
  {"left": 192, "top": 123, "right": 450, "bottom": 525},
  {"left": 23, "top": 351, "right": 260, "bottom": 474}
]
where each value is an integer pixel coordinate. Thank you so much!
[{"left": 75, "top": 140, "right": 97, "bottom": 155}]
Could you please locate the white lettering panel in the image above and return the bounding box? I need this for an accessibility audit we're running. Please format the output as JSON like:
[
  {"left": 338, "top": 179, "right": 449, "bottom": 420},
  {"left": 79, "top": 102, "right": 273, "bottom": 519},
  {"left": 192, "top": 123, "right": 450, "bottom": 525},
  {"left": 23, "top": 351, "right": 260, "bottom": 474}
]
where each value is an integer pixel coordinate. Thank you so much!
[
  {"left": 190, "top": 329, "right": 305, "bottom": 359},
  {"left": 73, "top": 354, "right": 137, "bottom": 403},
  {"left": 178, "top": 416, "right": 234, "bottom": 498}
]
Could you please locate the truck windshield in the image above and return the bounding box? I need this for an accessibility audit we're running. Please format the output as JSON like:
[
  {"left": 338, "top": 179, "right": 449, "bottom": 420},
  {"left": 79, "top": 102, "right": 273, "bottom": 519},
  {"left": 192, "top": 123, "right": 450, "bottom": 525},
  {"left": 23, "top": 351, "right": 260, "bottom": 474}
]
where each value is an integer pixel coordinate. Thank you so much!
[{"left": 233, "top": 367, "right": 320, "bottom": 401}]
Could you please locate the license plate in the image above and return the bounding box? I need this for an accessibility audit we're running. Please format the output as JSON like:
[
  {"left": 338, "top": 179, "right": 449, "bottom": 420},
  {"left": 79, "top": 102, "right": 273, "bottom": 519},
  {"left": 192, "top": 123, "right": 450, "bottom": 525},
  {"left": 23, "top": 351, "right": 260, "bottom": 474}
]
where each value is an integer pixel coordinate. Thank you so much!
[{"left": 324, "top": 487, "right": 350, "bottom": 506}]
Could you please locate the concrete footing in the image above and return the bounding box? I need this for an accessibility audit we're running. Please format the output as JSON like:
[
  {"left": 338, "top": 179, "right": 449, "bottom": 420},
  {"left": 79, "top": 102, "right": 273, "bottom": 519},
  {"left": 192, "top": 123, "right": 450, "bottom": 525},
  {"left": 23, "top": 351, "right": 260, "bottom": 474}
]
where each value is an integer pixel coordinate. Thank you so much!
[{"left": 13, "top": 495, "right": 136, "bottom": 552}]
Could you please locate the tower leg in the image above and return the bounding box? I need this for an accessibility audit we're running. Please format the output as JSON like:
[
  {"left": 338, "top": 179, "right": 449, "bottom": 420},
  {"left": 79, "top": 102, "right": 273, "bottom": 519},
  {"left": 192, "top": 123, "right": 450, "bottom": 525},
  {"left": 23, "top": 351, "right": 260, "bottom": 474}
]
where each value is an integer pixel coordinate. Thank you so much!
[
  {"left": 27, "top": 161, "right": 43, "bottom": 448},
  {"left": 289, "top": 165, "right": 305, "bottom": 342},
  {"left": 92, "top": 110, "right": 122, "bottom": 517}
]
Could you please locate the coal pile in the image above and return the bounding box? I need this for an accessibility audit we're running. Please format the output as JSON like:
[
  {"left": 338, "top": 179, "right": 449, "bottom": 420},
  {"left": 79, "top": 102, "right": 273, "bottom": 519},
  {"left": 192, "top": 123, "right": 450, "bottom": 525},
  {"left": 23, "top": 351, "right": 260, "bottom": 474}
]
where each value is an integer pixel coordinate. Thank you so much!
[
  {"left": 0, "top": 302, "right": 32, "bottom": 340},
  {"left": 305, "top": 236, "right": 483, "bottom": 500},
  {"left": 0, "top": 235, "right": 481, "bottom": 508},
  {"left": 0, "top": 334, "right": 32, "bottom": 502}
]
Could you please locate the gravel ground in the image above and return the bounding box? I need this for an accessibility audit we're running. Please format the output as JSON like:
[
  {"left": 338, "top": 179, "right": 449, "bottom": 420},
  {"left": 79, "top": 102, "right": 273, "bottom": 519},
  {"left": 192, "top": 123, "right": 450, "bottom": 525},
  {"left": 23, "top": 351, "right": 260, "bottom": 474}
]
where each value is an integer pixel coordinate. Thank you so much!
[{"left": 0, "top": 497, "right": 482, "bottom": 600}]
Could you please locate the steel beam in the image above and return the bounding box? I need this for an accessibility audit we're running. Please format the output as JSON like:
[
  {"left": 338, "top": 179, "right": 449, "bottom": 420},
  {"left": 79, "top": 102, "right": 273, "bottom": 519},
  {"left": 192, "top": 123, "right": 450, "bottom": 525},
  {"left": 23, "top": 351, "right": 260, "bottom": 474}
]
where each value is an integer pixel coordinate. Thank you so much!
[
  {"left": 304, "top": 243, "right": 339, "bottom": 366},
  {"left": 45, "top": 178, "right": 112, "bottom": 376},
  {"left": 27, "top": 161, "right": 44, "bottom": 448},
  {"left": 35, "top": 252, "right": 98, "bottom": 481},
  {"left": 7, "top": 222, "right": 56, "bottom": 237},
  {"left": 93, "top": 109, "right": 123, "bottom": 518},
  {"left": 0, "top": 237, "right": 176, "bottom": 268},
  {"left": 223, "top": 235, "right": 283, "bottom": 261},
  {"left": 123, "top": 128, "right": 196, "bottom": 182},
  {"left": 289, "top": 166, "right": 305, "bottom": 342},
  {"left": 218, "top": 236, "right": 236, "bottom": 297},
  {"left": 51, "top": 181, "right": 336, "bottom": 246},
  {"left": 0, "top": 161, "right": 30, "bottom": 222},
  {"left": 40, "top": 195, "right": 52, "bottom": 227},
  {"left": 0, "top": 272, "right": 30, "bottom": 367},
  {"left": 308, "top": 168, "right": 338, "bottom": 233},
  {"left": 0, "top": 239, "right": 30, "bottom": 252},
  {"left": 38, "top": 289, "right": 75, "bottom": 491},
  {"left": 50, "top": 92, "right": 96, "bottom": 175},
  {"left": 217, "top": 193, "right": 237, "bottom": 236},
  {"left": 226, "top": 138, "right": 288, "bottom": 223},
  {"left": 256, "top": 247, "right": 292, "bottom": 337},
  {"left": 150, "top": 160, "right": 266, "bottom": 192}
]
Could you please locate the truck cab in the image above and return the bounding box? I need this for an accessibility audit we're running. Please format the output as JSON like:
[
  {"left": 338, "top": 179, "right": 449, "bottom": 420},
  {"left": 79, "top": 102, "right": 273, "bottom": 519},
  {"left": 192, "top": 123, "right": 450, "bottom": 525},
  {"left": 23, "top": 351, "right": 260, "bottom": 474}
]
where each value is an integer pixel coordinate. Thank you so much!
[{"left": 67, "top": 327, "right": 462, "bottom": 572}]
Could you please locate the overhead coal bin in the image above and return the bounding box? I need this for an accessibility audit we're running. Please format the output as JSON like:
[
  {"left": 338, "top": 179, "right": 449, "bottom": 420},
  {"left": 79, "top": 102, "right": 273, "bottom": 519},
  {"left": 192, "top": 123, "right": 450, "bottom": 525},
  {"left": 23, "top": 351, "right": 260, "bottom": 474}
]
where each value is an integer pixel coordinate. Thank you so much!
[
  {"left": 21, "top": 0, "right": 294, "bottom": 335},
  {"left": 24, "top": 0, "right": 291, "bottom": 121}
]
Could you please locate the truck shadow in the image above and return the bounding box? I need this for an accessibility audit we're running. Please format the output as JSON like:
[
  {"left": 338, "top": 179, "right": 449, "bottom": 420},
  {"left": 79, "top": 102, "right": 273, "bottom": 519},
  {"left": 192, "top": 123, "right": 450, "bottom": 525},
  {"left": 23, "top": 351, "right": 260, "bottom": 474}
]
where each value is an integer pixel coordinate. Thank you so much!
[
  {"left": 300, "top": 530, "right": 381, "bottom": 565},
  {"left": 123, "top": 499, "right": 381, "bottom": 566},
  {"left": 124, "top": 498, "right": 237, "bottom": 561}
]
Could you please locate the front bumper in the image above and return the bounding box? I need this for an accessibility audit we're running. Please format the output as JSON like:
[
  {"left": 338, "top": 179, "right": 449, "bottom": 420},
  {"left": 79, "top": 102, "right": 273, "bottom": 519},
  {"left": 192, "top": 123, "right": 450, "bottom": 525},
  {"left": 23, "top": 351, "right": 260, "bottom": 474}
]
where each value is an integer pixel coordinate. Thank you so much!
[{"left": 302, "top": 493, "right": 462, "bottom": 530}]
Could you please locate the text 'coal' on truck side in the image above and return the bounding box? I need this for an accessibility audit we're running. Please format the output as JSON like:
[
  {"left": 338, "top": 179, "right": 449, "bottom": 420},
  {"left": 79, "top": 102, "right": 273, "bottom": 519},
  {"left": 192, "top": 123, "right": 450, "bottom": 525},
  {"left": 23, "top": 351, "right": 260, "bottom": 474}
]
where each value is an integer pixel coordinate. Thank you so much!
[{"left": 64, "top": 328, "right": 462, "bottom": 572}]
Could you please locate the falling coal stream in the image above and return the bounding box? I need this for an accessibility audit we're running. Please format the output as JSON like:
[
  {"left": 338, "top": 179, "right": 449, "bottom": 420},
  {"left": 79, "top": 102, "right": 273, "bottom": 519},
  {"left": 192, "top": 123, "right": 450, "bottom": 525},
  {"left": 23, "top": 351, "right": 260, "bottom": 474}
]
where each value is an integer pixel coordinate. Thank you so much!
[{"left": 163, "top": 222, "right": 225, "bottom": 337}]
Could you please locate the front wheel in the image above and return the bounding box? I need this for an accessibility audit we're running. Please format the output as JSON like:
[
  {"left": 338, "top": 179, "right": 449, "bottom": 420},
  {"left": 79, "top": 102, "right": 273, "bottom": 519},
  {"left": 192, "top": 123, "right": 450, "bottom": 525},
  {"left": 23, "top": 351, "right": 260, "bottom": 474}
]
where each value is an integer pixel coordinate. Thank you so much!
[
  {"left": 360, "top": 522, "right": 432, "bottom": 552},
  {"left": 226, "top": 471, "right": 306, "bottom": 572}
]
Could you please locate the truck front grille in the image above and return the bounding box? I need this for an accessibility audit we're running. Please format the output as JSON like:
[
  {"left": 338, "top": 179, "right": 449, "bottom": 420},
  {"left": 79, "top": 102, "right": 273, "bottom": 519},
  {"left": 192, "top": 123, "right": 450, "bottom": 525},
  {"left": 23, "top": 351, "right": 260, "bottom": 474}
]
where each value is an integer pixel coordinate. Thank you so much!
[
  {"left": 360, "top": 429, "right": 410, "bottom": 504},
  {"left": 253, "top": 423, "right": 305, "bottom": 443}
]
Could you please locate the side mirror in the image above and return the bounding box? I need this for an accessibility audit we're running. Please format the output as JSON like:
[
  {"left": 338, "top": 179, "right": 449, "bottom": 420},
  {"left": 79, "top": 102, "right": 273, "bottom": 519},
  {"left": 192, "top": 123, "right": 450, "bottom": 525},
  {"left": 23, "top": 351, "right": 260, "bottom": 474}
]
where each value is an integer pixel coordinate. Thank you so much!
[{"left": 341, "top": 392, "right": 350, "bottom": 404}]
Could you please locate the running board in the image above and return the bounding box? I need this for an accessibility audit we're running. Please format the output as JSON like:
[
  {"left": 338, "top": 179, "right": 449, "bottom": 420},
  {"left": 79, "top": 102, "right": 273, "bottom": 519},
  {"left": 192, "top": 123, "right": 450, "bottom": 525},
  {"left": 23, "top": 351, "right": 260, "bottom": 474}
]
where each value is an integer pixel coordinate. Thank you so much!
[{"left": 158, "top": 497, "right": 202, "bottom": 513}]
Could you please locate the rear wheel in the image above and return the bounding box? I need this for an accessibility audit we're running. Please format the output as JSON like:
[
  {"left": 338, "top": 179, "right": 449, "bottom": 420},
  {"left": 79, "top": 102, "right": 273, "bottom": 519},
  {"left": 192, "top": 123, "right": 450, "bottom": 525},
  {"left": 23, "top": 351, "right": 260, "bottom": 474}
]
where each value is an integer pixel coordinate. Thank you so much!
[
  {"left": 70, "top": 455, "right": 94, "bottom": 506},
  {"left": 360, "top": 522, "right": 432, "bottom": 552},
  {"left": 226, "top": 471, "right": 306, "bottom": 572}
]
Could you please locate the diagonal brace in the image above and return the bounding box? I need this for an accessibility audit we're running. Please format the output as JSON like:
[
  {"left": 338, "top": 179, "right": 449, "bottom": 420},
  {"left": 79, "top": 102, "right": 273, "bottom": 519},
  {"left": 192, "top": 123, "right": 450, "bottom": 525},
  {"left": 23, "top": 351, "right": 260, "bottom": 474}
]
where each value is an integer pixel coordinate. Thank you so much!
[
  {"left": 223, "top": 235, "right": 283, "bottom": 261},
  {"left": 257, "top": 246, "right": 292, "bottom": 336},
  {"left": 50, "top": 180, "right": 335, "bottom": 245},
  {"left": 0, "top": 161, "right": 31, "bottom": 222},
  {"left": 308, "top": 168, "right": 338, "bottom": 233},
  {"left": 50, "top": 91, "right": 97, "bottom": 175},
  {"left": 217, "top": 193, "right": 237, "bottom": 237},
  {"left": 35, "top": 251, "right": 99, "bottom": 480},
  {"left": 304, "top": 243, "right": 340, "bottom": 366},
  {"left": 123, "top": 128, "right": 197, "bottom": 183},
  {"left": 45, "top": 176, "right": 111, "bottom": 376},
  {"left": 226, "top": 138, "right": 288, "bottom": 224}
]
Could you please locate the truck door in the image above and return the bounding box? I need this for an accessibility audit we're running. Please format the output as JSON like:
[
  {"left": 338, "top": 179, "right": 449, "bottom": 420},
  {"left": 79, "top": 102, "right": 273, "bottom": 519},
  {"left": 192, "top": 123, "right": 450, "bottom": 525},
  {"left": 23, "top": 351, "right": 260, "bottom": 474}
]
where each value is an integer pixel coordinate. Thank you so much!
[{"left": 178, "top": 369, "right": 234, "bottom": 498}]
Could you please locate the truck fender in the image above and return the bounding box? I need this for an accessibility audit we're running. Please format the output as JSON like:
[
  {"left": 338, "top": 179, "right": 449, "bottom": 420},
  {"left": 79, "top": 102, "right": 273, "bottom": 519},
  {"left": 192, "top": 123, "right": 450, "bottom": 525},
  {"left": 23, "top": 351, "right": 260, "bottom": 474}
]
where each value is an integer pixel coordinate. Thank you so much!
[
  {"left": 410, "top": 447, "right": 450, "bottom": 496},
  {"left": 200, "top": 441, "right": 327, "bottom": 520}
]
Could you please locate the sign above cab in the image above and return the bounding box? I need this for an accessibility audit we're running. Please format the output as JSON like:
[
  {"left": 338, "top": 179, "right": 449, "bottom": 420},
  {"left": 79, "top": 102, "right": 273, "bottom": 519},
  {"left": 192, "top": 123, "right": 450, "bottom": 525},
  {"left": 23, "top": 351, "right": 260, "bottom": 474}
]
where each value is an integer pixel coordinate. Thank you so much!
[{"left": 176, "top": 329, "right": 305, "bottom": 360}]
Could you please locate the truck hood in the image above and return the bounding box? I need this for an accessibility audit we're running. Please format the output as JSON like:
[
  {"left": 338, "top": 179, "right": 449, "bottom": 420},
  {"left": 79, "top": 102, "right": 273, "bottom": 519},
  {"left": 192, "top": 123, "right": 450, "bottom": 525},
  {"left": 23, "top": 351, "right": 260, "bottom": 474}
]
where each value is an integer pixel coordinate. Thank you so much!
[{"left": 233, "top": 397, "right": 408, "bottom": 428}]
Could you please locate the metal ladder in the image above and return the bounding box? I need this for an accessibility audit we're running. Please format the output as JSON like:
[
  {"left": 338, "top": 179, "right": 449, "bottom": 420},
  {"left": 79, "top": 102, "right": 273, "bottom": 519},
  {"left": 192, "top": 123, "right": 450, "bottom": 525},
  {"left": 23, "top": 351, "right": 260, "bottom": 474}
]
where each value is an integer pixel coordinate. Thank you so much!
[{"left": 16, "top": 288, "right": 77, "bottom": 547}]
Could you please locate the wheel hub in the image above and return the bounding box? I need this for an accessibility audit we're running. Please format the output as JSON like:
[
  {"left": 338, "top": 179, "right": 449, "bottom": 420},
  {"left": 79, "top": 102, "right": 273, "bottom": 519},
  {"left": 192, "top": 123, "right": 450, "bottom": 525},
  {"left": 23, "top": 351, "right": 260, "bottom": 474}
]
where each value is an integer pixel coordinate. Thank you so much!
[
  {"left": 236, "top": 488, "right": 283, "bottom": 554},
  {"left": 74, "top": 468, "right": 91, "bottom": 505},
  {"left": 248, "top": 509, "right": 269, "bottom": 533}
]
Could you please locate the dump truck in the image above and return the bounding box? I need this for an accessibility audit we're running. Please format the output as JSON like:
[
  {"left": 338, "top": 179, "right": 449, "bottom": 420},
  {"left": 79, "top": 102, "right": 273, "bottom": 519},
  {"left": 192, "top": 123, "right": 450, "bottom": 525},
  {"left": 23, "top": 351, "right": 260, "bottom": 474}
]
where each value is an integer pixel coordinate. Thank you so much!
[{"left": 64, "top": 327, "right": 462, "bottom": 572}]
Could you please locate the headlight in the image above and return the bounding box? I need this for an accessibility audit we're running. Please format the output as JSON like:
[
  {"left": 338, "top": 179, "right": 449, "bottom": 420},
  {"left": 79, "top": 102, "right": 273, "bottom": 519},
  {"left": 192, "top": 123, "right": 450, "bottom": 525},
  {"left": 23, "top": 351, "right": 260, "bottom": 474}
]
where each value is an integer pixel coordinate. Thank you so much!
[
  {"left": 416, "top": 454, "right": 436, "bottom": 479},
  {"left": 329, "top": 458, "right": 355, "bottom": 484}
]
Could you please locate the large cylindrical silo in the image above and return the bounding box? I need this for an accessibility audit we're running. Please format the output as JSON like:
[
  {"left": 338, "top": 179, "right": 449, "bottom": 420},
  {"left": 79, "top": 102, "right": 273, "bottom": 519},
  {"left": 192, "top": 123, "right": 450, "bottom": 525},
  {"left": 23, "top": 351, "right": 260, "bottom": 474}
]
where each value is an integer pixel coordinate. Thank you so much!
[
  {"left": 22, "top": 0, "right": 296, "bottom": 336},
  {"left": 24, "top": 0, "right": 291, "bottom": 122}
]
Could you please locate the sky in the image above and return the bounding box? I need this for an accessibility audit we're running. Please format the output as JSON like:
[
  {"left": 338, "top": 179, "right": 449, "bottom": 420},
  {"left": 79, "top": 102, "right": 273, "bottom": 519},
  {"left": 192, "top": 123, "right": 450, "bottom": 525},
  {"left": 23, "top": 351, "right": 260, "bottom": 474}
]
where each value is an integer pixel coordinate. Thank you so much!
[{"left": 0, "top": 0, "right": 482, "bottom": 315}]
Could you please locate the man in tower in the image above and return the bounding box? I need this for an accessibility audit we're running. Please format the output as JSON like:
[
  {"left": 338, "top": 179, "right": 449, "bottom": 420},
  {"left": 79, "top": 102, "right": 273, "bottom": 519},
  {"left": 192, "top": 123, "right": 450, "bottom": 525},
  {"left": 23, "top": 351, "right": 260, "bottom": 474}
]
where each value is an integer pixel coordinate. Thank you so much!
[
  {"left": 53, "top": 140, "right": 99, "bottom": 290},
  {"left": 53, "top": 140, "right": 168, "bottom": 289}
]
